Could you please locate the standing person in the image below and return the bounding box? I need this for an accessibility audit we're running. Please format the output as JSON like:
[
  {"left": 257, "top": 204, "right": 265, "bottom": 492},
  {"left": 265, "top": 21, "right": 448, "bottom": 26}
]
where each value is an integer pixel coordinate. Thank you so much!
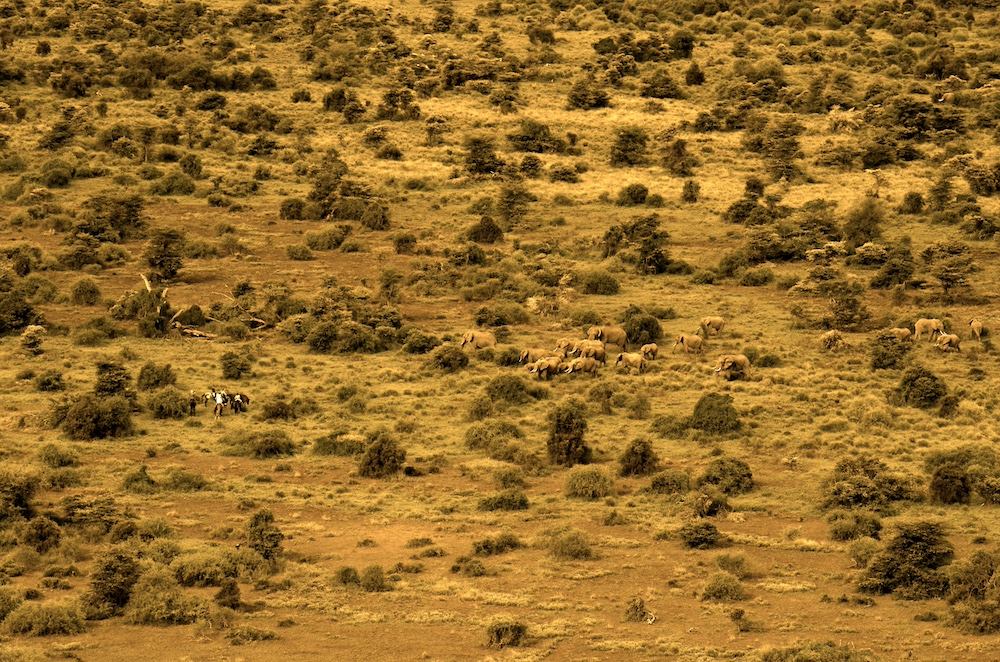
[
  {"left": 189, "top": 390, "right": 198, "bottom": 416},
  {"left": 215, "top": 390, "right": 225, "bottom": 418}
]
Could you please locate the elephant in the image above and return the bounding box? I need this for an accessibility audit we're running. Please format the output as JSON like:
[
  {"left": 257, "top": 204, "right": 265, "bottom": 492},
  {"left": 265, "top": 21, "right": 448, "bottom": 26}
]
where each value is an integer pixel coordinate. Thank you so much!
[
  {"left": 698, "top": 316, "right": 726, "bottom": 338},
  {"left": 888, "top": 327, "right": 912, "bottom": 342},
  {"left": 713, "top": 354, "right": 751, "bottom": 378},
  {"left": 970, "top": 318, "right": 984, "bottom": 341},
  {"left": 530, "top": 357, "right": 564, "bottom": 380},
  {"left": 640, "top": 343, "right": 659, "bottom": 360},
  {"left": 578, "top": 344, "right": 607, "bottom": 364},
  {"left": 461, "top": 330, "right": 497, "bottom": 350},
  {"left": 615, "top": 352, "right": 646, "bottom": 374},
  {"left": 672, "top": 333, "right": 703, "bottom": 354},
  {"left": 913, "top": 318, "right": 945, "bottom": 341},
  {"left": 564, "top": 357, "right": 600, "bottom": 376},
  {"left": 555, "top": 337, "right": 578, "bottom": 353},
  {"left": 571, "top": 339, "right": 605, "bottom": 357},
  {"left": 520, "top": 348, "right": 552, "bottom": 364},
  {"left": 587, "top": 325, "right": 629, "bottom": 351},
  {"left": 934, "top": 333, "right": 961, "bottom": 352}
]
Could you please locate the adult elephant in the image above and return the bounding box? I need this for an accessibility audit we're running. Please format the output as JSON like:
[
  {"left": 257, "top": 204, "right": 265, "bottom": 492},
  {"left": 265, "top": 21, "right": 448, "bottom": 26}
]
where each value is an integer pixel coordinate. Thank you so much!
[
  {"left": 587, "top": 325, "right": 629, "bottom": 351},
  {"left": 698, "top": 316, "right": 726, "bottom": 337},
  {"left": 934, "top": 333, "right": 961, "bottom": 352},
  {"left": 672, "top": 333, "right": 703, "bottom": 354},
  {"left": 713, "top": 354, "right": 751, "bottom": 378},
  {"left": 913, "top": 318, "right": 945, "bottom": 341},
  {"left": 564, "top": 357, "right": 600, "bottom": 376},
  {"left": 615, "top": 352, "right": 646, "bottom": 374},
  {"left": 970, "top": 318, "right": 984, "bottom": 341},
  {"left": 461, "top": 330, "right": 497, "bottom": 350}
]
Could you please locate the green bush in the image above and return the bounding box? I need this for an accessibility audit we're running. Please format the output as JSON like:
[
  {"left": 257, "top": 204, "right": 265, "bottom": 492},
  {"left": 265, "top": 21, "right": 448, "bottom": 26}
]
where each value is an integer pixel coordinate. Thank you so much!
[
  {"left": 136, "top": 362, "right": 176, "bottom": 391},
  {"left": 38, "top": 444, "right": 79, "bottom": 469},
  {"left": 357, "top": 430, "right": 406, "bottom": 478},
  {"left": 473, "top": 533, "right": 523, "bottom": 556},
  {"left": 432, "top": 345, "right": 469, "bottom": 372},
  {"left": 858, "top": 522, "right": 953, "bottom": 598},
  {"left": 467, "top": 216, "right": 504, "bottom": 244},
  {"left": 619, "top": 438, "right": 659, "bottom": 477},
  {"left": 402, "top": 330, "right": 441, "bottom": 354},
  {"left": 823, "top": 455, "right": 917, "bottom": 512},
  {"left": 84, "top": 549, "right": 141, "bottom": 618},
  {"left": 688, "top": 393, "right": 741, "bottom": 434},
  {"left": 738, "top": 267, "right": 774, "bottom": 287},
  {"left": 869, "top": 330, "right": 910, "bottom": 370},
  {"left": 465, "top": 420, "right": 524, "bottom": 451},
  {"left": 679, "top": 521, "right": 722, "bottom": 549},
  {"left": 486, "top": 619, "right": 527, "bottom": 649},
  {"left": 485, "top": 375, "right": 535, "bottom": 405},
  {"left": 285, "top": 244, "right": 314, "bottom": 261},
  {"left": 34, "top": 369, "right": 64, "bottom": 392},
  {"left": 474, "top": 302, "right": 529, "bottom": 327},
  {"left": 649, "top": 470, "right": 690, "bottom": 495},
  {"left": 929, "top": 463, "right": 971, "bottom": 505},
  {"left": 897, "top": 366, "right": 946, "bottom": 409},
  {"left": 336, "top": 566, "right": 361, "bottom": 586},
  {"left": 580, "top": 270, "right": 620, "bottom": 295},
  {"left": 60, "top": 395, "right": 134, "bottom": 440},
  {"left": 5, "top": 601, "right": 86, "bottom": 636},
  {"left": 147, "top": 387, "right": 189, "bottom": 420},
  {"left": 549, "top": 530, "right": 593, "bottom": 560},
  {"left": 828, "top": 511, "right": 883, "bottom": 541},
  {"left": 621, "top": 308, "right": 662, "bottom": 345},
  {"left": 21, "top": 515, "right": 62, "bottom": 553},
  {"left": 564, "top": 467, "right": 615, "bottom": 500},
  {"left": 220, "top": 351, "right": 253, "bottom": 380},
  {"left": 246, "top": 508, "right": 284, "bottom": 562},
  {"left": 0, "top": 588, "right": 23, "bottom": 622},
  {"left": 478, "top": 488, "right": 529, "bottom": 511},
  {"left": 70, "top": 278, "right": 102, "bottom": 305},
  {"left": 701, "top": 571, "right": 749, "bottom": 601},
  {"left": 698, "top": 458, "right": 754, "bottom": 495},
  {"left": 615, "top": 183, "right": 649, "bottom": 206},
  {"left": 360, "top": 565, "right": 390, "bottom": 592},
  {"left": 312, "top": 431, "right": 366, "bottom": 457},
  {"left": 122, "top": 465, "right": 157, "bottom": 494},
  {"left": 124, "top": 569, "right": 203, "bottom": 625},
  {"left": 547, "top": 398, "right": 590, "bottom": 467}
]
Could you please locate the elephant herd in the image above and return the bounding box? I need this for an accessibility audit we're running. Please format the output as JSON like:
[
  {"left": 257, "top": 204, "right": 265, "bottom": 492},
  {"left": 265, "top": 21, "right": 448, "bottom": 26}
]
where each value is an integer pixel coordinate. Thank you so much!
[
  {"left": 888, "top": 317, "right": 986, "bottom": 353},
  {"left": 460, "top": 317, "right": 752, "bottom": 381}
]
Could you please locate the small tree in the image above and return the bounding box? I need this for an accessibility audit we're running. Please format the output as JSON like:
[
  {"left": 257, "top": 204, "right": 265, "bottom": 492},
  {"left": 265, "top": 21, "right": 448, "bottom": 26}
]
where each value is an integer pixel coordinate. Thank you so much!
[
  {"left": 619, "top": 438, "right": 658, "bottom": 477},
  {"left": 246, "top": 508, "right": 284, "bottom": 563},
  {"left": 357, "top": 430, "right": 406, "bottom": 478},
  {"left": 85, "top": 550, "right": 141, "bottom": 618},
  {"left": 689, "top": 393, "right": 741, "bottom": 434},
  {"left": 843, "top": 198, "right": 885, "bottom": 250},
  {"left": 143, "top": 228, "right": 186, "bottom": 283},
  {"left": 870, "top": 330, "right": 910, "bottom": 370},
  {"left": 610, "top": 126, "right": 649, "bottom": 167},
  {"left": 548, "top": 398, "right": 590, "bottom": 467},
  {"left": 897, "top": 366, "right": 947, "bottom": 409},
  {"left": 464, "top": 135, "right": 505, "bottom": 176}
]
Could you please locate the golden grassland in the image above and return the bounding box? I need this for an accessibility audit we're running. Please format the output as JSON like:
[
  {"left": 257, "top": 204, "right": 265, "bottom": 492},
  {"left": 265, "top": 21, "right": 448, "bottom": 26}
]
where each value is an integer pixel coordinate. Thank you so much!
[{"left": 3, "top": 0, "right": 1000, "bottom": 659}]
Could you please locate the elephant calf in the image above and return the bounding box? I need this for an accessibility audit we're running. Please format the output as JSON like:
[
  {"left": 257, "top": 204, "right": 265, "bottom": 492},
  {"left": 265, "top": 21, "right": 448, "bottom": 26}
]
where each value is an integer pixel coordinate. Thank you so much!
[
  {"left": 934, "top": 333, "right": 961, "bottom": 352},
  {"left": 698, "top": 316, "right": 726, "bottom": 338},
  {"left": 615, "top": 352, "right": 646, "bottom": 374},
  {"left": 461, "top": 330, "right": 497, "bottom": 350},
  {"left": 564, "top": 357, "right": 600, "bottom": 376},
  {"left": 672, "top": 333, "right": 703, "bottom": 354},
  {"left": 640, "top": 343, "right": 659, "bottom": 360},
  {"left": 970, "top": 318, "right": 984, "bottom": 341},
  {"left": 888, "top": 327, "right": 912, "bottom": 342}
]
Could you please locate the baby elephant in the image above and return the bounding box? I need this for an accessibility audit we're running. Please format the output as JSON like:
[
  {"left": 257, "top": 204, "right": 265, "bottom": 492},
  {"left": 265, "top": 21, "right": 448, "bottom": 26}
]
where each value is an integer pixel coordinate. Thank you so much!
[
  {"left": 970, "top": 318, "right": 984, "bottom": 341},
  {"left": 564, "top": 357, "right": 600, "bottom": 377},
  {"left": 615, "top": 352, "right": 647, "bottom": 374},
  {"left": 672, "top": 333, "right": 703, "bottom": 354},
  {"left": 887, "top": 327, "right": 912, "bottom": 342},
  {"left": 640, "top": 343, "right": 659, "bottom": 360},
  {"left": 934, "top": 333, "right": 961, "bottom": 352}
]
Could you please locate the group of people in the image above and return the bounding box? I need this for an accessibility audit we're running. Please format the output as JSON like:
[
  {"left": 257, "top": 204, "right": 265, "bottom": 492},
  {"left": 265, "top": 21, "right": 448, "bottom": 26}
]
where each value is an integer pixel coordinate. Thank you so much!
[{"left": 189, "top": 389, "right": 250, "bottom": 418}]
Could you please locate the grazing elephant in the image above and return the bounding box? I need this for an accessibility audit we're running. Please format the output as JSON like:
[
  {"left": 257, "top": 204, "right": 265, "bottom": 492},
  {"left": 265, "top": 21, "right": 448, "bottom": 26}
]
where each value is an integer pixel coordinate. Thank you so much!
[
  {"left": 571, "top": 339, "right": 605, "bottom": 357},
  {"left": 672, "top": 333, "right": 703, "bottom": 354},
  {"left": 615, "top": 352, "right": 646, "bottom": 374},
  {"left": 587, "top": 325, "right": 629, "bottom": 351},
  {"left": 640, "top": 343, "right": 659, "bottom": 360},
  {"left": 520, "top": 348, "right": 552, "bottom": 364},
  {"left": 579, "top": 344, "right": 607, "bottom": 364},
  {"left": 461, "top": 330, "right": 497, "bottom": 350},
  {"left": 530, "top": 357, "right": 564, "bottom": 380},
  {"left": 913, "top": 318, "right": 945, "bottom": 341},
  {"left": 713, "top": 354, "right": 751, "bottom": 378},
  {"left": 698, "top": 316, "right": 726, "bottom": 337},
  {"left": 934, "top": 333, "right": 961, "bottom": 352},
  {"left": 888, "top": 327, "right": 912, "bottom": 342},
  {"left": 970, "top": 318, "right": 984, "bottom": 341},
  {"left": 564, "top": 357, "right": 600, "bottom": 376}
]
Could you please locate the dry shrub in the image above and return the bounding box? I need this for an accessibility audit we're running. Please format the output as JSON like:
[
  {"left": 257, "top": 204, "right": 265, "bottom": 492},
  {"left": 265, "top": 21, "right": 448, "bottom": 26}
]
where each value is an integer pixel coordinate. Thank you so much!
[
  {"left": 432, "top": 345, "right": 468, "bottom": 372},
  {"left": 688, "top": 392, "right": 741, "bottom": 434},
  {"left": 847, "top": 537, "right": 881, "bottom": 569},
  {"left": 147, "top": 387, "right": 188, "bottom": 420},
  {"left": 136, "top": 361, "right": 176, "bottom": 391},
  {"left": 858, "top": 521, "right": 952, "bottom": 598},
  {"left": 701, "top": 571, "right": 749, "bottom": 601},
  {"left": 564, "top": 467, "right": 615, "bottom": 500},
  {"left": 227, "top": 625, "right": 278, "bottom": 645},
  {"left": 486, "top": 619, "right": 527, "bottom": 649},
  {"left": 21, "top": 516, "right": 61, "bottom": 553},
  {"left": 828, "top": 511, "right": 883, "bottom": 541},
  {"left": 478, "top": 488, "right": 529, "bottom": 512},
  {"left": 649, "top": 469, "right": 690, "bottom": 495},
  {"left": 473, "top": 532, "right": 523, "bottom": 556},
  {"left": 312, "top": 431, "right": 366, "bottom": 456},
  {"left": 549, "top": 530, "right": 593, "bottom": 560},
  {"left": 222, "top": 430, "right": 296, "bottom": 459},
  {"left": 697, "top": 457, "right": 754, "bottom": 495},
  {"left": 624, "top": 597, "right": 653, "bottom": 622},
  {"left": 896, "top": 366, "right": 947, "bottom": 409},
  {"left": 357, "top": 430, "right": 405, "bottom": 478},
  {"left": 679, "top": 521, "right": 722, "bottom": 549},
  {"left": 124, "top": 568, "right": 204, "bottom": 625},
  {"left": 929, "top": 463, "right": 971, "bottom": 504},
  {"left": 360, "top": 565, "right": 390, "bottom": 592},
  {"left": 4, "top": 601, "right": 85, "bottom": 636},
  {"left": 60, "top": 395, "right": 134, "bottom": 440},
  {"left": 714, "top": 552, "right": 760, "bottom": 580},
  {"left": 619, "top": 437, "right": 659, "bottom": 476},
  {"left": 692, "top": 487, "right": 730, "bottom": 517},
  {"left": 38, "top": 444, "right": 79, "bottom": 469},
  {"left": 548, "top": 398, "right": 590, "bottom": 467},
  {"left": 336, "top": 566, "right": 360, "bottom": 586},
  {"left": 822, "top": 454, "right": 917, "bottom": 512}
]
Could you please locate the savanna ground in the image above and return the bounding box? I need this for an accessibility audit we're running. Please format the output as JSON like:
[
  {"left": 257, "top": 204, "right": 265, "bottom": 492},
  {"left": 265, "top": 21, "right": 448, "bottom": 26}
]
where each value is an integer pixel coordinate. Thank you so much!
[{"left": 4, "top": 0, "right": 1000, "bottom": 660}]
